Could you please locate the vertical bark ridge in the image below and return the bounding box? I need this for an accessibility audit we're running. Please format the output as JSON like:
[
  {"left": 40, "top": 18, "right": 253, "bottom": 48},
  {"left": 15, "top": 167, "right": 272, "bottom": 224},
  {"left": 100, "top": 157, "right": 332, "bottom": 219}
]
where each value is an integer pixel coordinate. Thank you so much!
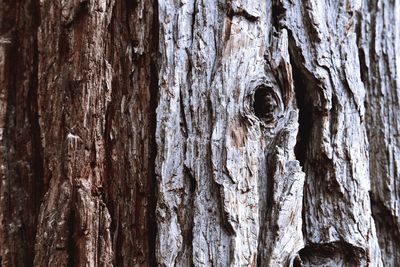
[
  {"left": 158, "top": 1, "right": 304, "bottom": 265},
  {"left": 0, "top": 1, "right": 43, "bottom": 265},
  {"left": 156, "top": 1, "right": 205, "bottom": 265},
  {"left": 256, "top": 28, "right": 305, "bottom": 266},
  {"left": 34, "top": 0, "right": 115, "bottom": 265},
  {"left": 358, "top": 0, "right": 400, "bottom": 265},
  {"left": 102, "top": 0, "right": 158, "bottom": 265},
  {"left": 27, "top": 0, "right": 159, "bottom": 264},
  {"left": 280, "top": 0, "right": 382, "bottom": 265}
]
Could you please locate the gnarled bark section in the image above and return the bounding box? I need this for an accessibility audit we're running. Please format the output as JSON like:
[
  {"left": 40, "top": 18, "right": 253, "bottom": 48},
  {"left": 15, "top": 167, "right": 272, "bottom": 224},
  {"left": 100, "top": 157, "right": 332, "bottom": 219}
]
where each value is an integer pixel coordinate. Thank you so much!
[{"left": 156, "top": 1, "right": 304, "bottom": 265}]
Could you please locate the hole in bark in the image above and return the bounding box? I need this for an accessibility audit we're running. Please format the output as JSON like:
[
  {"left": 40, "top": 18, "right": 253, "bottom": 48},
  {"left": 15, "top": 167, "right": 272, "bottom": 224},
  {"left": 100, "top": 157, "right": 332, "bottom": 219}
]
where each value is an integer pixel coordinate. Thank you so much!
[{"left": 253, "top": 85, "right": 279, "bottom": 123}]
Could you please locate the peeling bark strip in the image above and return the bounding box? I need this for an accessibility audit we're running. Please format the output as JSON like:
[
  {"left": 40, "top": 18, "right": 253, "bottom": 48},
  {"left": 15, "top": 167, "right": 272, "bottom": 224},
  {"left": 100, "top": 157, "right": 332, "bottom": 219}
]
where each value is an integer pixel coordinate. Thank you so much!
[{"left": 1, "top": 0, "right": 400, "bottom": 266}]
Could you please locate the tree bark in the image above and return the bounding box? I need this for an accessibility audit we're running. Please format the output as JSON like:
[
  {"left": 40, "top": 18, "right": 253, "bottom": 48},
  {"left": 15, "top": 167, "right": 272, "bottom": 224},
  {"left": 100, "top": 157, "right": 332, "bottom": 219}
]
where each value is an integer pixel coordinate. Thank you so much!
[{"left": 0, "top": 0, "right": 399, "bottom": 266}]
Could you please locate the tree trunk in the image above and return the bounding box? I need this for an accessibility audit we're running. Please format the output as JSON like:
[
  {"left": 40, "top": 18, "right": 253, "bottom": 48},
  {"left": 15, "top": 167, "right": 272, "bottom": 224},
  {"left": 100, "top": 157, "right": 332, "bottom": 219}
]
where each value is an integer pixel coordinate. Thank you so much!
[{"left": 0, "top": 0, "right": 398, "bottom": 266}]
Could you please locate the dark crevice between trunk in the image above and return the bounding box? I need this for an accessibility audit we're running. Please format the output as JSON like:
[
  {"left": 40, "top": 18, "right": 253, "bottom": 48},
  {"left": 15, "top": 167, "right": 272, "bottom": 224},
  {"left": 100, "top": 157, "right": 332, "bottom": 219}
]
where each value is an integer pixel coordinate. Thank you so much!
[
  {"left": 288, "top": 34, "right": 313, "bottom": 265},
  {"left": 27, "top": 0, "right": 44, "bottom": 226},
  {"left": 67, "top": 207, "right": 76, "bottom": 267},
  {"left": 26, "top": 0, "right": 44, "bottom": 265},
  {"left": 148, "top": 0, "right": 159, "bottom": 265},
  {"left": 3, "top": 13, "right": 43, "bottom": 264},
  {"left": 176, "top": 166, "right": 196, "bottom": 265},
  {"left": 103, "top": 4, "right": 118, "bottom": 263},
  {"left": 289, "top": 55, "right": 312, "bottom": 170},
  {"left": 355, "top": 13, "right": 370, "bottom": 109}
]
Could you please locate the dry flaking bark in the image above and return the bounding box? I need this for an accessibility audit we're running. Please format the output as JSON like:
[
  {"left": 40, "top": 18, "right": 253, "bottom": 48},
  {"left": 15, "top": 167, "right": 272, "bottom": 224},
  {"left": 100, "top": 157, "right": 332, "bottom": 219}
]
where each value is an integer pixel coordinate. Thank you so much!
[{"left": 0, "top": 0, "right": 399, "bottom": 266}]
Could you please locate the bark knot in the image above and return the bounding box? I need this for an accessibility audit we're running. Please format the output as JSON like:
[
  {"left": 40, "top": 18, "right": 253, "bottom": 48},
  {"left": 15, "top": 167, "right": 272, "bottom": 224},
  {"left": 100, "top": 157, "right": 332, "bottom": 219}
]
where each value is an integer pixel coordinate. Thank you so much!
[{"left": 252, "top": 85, "right": 281, "bottom": 124}]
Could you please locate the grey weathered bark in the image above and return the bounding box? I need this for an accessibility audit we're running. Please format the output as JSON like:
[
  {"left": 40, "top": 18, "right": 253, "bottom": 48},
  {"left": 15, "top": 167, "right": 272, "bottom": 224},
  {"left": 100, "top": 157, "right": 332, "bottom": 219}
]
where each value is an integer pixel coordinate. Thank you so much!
[{"left": 0, "top": 0, "right": 399, "bottom": 266}]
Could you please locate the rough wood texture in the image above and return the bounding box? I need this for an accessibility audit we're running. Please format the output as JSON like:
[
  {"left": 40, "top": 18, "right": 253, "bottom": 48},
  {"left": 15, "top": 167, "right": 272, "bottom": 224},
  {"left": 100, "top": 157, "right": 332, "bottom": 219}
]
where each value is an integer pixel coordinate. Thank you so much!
[
  {"left": 156, "top": 2, "right": 304, "bottom": 264},
  {"left": 0, "top": 1, "right": 43, "bottom": 266},
  {"left": 280, "top": 0, "right": 382, "bottom": 265},
  {"left": 1, "top": 0, "right": 157, "bottom": 266},
  {"left": 359, "top": 0, "right": 400, "bottom": 266},
  {"left": 0, "top": 0, "right": 399, "bottom": 266}
]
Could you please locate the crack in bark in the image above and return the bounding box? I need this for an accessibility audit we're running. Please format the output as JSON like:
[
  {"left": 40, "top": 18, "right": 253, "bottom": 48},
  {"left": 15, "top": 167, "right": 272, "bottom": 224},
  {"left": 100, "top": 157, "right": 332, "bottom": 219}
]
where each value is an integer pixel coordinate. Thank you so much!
[
  {"left": 27, "top": 2, "right": 45, "bottom": 263},
  {"left": 67, "top": 207, "right": 76, "bottom": 267},
  {"left": 288, "top": 32, "right": 313, "bottom": 267},
  {"left": 291, "top": 54, "right": 312, "bottom": 170},
  {"left": 148, "top": 1, "right": 159, "bottom": 262}
]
